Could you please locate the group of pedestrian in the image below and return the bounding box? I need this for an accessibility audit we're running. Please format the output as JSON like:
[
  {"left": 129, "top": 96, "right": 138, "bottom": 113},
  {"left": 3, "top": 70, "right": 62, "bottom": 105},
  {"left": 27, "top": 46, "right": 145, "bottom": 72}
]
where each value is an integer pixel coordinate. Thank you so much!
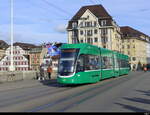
[
  {"left": 132, "top": 63, "right": 150, "bottom": 72},
  {"left": 38, "top": 64, "right": 52, "bottom": 81},
  {"left": 143, "top": 64, "right": 150, "bottom": 72}
]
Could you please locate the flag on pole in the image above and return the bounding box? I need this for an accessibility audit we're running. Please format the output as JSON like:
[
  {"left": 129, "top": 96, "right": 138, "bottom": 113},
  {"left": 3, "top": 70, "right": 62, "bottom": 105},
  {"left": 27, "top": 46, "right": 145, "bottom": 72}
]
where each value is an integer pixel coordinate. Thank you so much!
[{"left": 46, "top": 43, "right": 61, "bottom": 56}]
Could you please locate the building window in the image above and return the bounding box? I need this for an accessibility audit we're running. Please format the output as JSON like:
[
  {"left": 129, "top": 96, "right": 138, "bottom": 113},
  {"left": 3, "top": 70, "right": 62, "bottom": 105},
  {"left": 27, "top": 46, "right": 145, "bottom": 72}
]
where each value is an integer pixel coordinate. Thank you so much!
[
  {"left": 87, "top": 30, "right": 93, "bottom": 36},
  {"left": 87, "top": 22, "right": 90, "bottom": 27},
  {"left": 132, "top": 57, "right": 136, "bottom": 61},
  {"left": 80, "top": 30, "right": 83, "bottom": 35},
  {"left": 128, "top": 51, "right": 130, "bottom": 55},
  {"left": 101, "top": 29, "right": 107, "bottom": 36},
  {"left": 101, "top": 20, "right": 107, "bottom": 26},
  {"left": 87, "top": 38, "right": 93, "bottom": 44},
  {"left": 80, "top": 22, "right": 83, "bottom": 27},
  {"left": 94, "top": 38, "right": 98, "bottom": 42},
  {"left": 87, "top": 38, "right": 91, "bottom": 43},
  {"left": 94, "top": 29, "right": 97, "bottom": 34},
  {"left": 101, "top": 37, "right": 108, "bottom": 43},
  {"left": 72, "top": 22, "right": 77, "bottom": 28},
  {"left": 94, "top": 21, "right": 97, "bottom": 27},
  {"left": 80, "top": 39, "right": 83, "bottom": 43}
]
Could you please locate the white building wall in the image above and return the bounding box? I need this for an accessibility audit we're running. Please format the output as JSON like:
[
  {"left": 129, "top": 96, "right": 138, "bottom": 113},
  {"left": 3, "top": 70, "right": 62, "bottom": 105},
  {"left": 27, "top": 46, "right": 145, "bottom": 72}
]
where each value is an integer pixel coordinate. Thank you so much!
[
  {"left": 0, "top": 46, "right": 30, "bottom": 71},
  {"left": 67, "top": 9, "right": 121, "bottom": 52}
]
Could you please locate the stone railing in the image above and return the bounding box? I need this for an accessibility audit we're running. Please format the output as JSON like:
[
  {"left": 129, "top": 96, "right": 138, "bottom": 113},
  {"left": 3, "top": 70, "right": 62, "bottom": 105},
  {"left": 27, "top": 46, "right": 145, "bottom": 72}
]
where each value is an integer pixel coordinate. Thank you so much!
[{"left": 0, "top": 71, "right": 57, "bottom": 83}]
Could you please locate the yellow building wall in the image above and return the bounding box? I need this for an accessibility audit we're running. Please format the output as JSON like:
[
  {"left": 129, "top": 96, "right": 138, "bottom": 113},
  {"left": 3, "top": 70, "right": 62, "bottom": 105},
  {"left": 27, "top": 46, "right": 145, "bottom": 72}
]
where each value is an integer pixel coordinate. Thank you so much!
[
  {"left": 121, "top": 37, "right": 147, "bottom": 70},
  {"left": 111, "top": 27, "right": 121, "bottom": 52}
]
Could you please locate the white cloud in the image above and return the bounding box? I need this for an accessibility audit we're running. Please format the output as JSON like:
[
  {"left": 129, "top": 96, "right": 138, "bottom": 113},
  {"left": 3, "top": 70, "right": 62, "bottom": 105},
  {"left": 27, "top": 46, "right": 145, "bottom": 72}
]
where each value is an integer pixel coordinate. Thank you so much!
[
  {"left": 0, "top": 24, "right": 67, "bottom": 45},
  {"left": 15, "top": 31, "right": 67, "bottom": 44},
  {"left": 54, "top": 24, "right": 67, "bottom": 34}
]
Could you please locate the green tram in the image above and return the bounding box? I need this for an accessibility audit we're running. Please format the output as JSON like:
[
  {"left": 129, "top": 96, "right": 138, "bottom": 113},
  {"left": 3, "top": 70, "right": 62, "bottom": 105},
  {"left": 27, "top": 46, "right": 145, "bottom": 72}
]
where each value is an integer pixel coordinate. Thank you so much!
[{"left": 57, "top": 43, "right": 130, "bottom": 84}]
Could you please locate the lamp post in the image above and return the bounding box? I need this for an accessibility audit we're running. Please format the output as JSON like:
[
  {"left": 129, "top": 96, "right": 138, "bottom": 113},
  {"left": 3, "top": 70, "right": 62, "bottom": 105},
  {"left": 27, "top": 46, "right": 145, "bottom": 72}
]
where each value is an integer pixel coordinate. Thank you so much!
[{"left": 9, "top": 0, "right": 15, "bottom": 71}]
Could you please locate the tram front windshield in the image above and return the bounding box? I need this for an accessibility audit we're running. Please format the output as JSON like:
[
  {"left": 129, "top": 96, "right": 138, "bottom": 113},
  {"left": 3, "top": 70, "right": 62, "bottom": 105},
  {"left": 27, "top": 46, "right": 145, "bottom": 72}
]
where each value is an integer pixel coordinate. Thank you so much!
[{"left": 58, "top": 49, "right": 79, "bottom": 76}]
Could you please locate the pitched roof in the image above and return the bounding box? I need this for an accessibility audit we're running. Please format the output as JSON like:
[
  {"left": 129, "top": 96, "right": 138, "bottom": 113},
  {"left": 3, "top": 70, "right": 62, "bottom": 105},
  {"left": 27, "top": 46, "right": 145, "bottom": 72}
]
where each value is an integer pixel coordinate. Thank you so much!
[
  {"left": 0, "top": 40, "right": 9, "bottom": 49},
  {"left": 67, "top": 5, "right": 113, "bottom": 29},
  {"left": 120, "top": 26, "right": 150, "bottom": 38},
  {"left": 71, "top": 5, "right": 112, "bottom": 20},
  {"left": 13, "top": 42, "right": 37, "bottom": 50}
]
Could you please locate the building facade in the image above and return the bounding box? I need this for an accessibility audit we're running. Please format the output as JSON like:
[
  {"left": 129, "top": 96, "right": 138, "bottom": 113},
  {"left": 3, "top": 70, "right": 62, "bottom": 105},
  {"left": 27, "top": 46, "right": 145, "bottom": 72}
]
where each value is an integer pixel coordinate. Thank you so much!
[
  {"left": 0, "top": 40, "right": 9, "bottom": 60},
  {"left": 0, "top": 49, "right": 5, "bottom": 61},
  {"left": 120, "top": 26, "right": 150, "bottom": 70},
  {"left": 29, "top": 42, "right": 62, "bottom": 71},
  {"left": 29, "top": 45, "right": 51, "bottom": 71},
  {"left": 0, "top": 42, "right": 36, "bottom": 71},
  {"left": 0, "top": 46, "right": 29, "bottom": 71},
  {"left": 146, "top": 41, "right": 150, "bottom": 64},
  {"left": 29, "top": 46, "right": 43, "bottom": 71},
  {"left": 67, "top": 5, "right": 121, "bottom": 52}
]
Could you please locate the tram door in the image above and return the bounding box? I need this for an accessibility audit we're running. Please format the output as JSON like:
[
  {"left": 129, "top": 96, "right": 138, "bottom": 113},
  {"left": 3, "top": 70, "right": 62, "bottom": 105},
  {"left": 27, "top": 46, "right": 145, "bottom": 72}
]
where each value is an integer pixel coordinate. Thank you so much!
[
  {"left": 76, "top": 54, "right": 101, "bottom": 83},
  {"left": 113, "top": 54, "right": 120, "bottom": 77}
]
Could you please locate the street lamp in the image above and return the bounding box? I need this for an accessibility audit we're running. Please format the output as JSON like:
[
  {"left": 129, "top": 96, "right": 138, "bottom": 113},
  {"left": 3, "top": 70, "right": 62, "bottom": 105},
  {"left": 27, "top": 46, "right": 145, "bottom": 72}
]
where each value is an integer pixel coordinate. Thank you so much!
[{"left": 9, "top": 0, "right": 15, "bottom": 71}]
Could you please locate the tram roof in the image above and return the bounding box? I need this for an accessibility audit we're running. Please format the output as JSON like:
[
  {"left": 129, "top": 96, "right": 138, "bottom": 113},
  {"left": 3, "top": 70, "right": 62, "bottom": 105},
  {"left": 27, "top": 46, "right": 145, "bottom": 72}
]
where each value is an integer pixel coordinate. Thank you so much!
[
  {"left": 61, "top": 43, "right": 92, "bottom": 49},
  {"left": 61, "top": 43, "right": 129, "bottom": 58},
  {"left": 61, "top": 43, "right": 109, "bottom": 50}
]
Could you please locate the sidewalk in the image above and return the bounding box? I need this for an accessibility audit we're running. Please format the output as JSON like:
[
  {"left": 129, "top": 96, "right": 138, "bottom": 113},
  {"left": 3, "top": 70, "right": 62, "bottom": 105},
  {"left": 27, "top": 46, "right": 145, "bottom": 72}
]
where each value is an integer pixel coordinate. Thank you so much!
[{"left": 0, "top": 79, "right": 57, "bottom": 92}]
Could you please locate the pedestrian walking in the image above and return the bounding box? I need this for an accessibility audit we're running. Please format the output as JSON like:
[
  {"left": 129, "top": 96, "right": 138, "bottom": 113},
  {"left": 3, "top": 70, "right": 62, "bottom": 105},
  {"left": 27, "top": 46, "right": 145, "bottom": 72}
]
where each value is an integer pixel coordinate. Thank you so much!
[
  {"left": 39, "top": 64, "right": 45, "bottom": 80},
  {"left": 132, "top": 64, "right": 136, "bottom": 71},
  {"left": 143, "top": 64, "right": 147, "bottom": 72},
  {"left": 47, "top": 65, "right": 52, "bottom": 80}
]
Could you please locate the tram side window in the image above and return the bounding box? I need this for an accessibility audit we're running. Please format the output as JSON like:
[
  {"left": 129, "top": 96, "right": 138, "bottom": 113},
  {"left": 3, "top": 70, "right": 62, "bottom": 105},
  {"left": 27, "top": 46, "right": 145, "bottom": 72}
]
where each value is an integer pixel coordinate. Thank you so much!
[
  {"left": 76, "top": 54, "right": 85, "bottom": 72},
  {"left": 114, "top": 58, "right": 119, "bottom": 68},
  {"left": 124, "top": 60, "right": 129, "bottom": 68},
  {"left": 85, "top": 55, "right": 101, "bottom": 70},
  {"left": 119, "top": 59, "right": 122, "bottom": 68},
  {"left": 119, "top": 59, "right": 129, "bottom": 68},
  {"left": 76, "top": 54, "right": 100, "bottom": 72},
  {"left": 101, "top": 56, "right": 113, "bottom": 69},
  {"left": 120, "top": 60, "right": 125, "bottom": 68}
]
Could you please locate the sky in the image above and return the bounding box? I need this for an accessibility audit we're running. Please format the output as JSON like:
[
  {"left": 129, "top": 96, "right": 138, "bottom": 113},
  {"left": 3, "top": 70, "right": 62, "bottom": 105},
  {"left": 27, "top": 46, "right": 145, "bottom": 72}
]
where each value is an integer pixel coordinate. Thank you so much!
[{"left": 0, "top": 0, "right": 150, "bottom": 45}]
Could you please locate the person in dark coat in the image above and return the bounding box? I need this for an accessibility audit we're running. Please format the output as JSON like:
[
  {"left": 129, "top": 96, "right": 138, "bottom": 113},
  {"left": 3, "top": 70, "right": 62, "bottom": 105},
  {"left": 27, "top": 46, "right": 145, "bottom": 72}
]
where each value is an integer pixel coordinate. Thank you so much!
[
  {"left": 39, "top": 64, "right": 45, "bottom": 80},
  {"left": 47, "top": 65, "right": 52, "bottom": 80}
]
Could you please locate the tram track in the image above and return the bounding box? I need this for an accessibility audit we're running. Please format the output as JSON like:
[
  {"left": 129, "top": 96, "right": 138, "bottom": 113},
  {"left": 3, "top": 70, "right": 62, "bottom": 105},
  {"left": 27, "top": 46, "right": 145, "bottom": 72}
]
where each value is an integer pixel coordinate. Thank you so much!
[
  {"left": 0, "top": 81, "right": 59, "bottom": 102},
  {"left": 58, "top": 72, "right": 146, "bottom": 112},
  {"left": 1, "top": 82, "right": 85, "bottom": 111},
  {"left": 0, "top": 72, "right": 147, "bottom": 112},
  {"left": 0, "top": 85, "right": 69, "bottom": 108},
  {"left": 0, "top": 80, "right": 93, "bottom": 112},
  {"left": 26, "top": 72, "right": 145, "bottom": 112}
]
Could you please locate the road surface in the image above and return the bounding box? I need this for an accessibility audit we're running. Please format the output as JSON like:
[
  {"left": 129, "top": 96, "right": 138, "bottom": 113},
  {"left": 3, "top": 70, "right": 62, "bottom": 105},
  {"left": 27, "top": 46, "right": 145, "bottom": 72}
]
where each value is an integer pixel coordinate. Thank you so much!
[{"left": 0, "top": 71, "right": 150, "bottom": 112}]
